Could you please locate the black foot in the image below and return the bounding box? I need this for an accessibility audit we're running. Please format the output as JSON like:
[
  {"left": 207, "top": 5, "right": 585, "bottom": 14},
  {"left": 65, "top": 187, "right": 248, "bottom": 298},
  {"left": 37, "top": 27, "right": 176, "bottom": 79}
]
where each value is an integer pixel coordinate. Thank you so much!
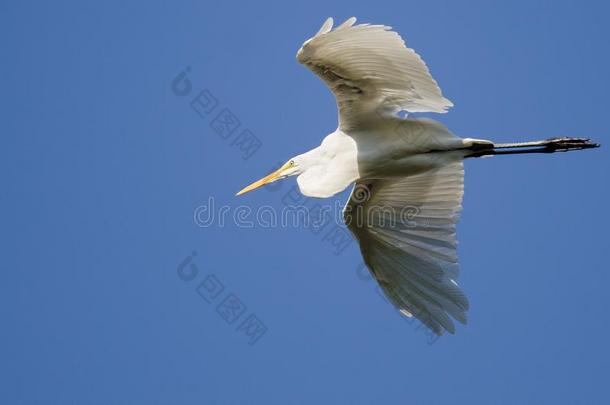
[{"left": 544, "top": 137, "right": 600, "bottom": 152}]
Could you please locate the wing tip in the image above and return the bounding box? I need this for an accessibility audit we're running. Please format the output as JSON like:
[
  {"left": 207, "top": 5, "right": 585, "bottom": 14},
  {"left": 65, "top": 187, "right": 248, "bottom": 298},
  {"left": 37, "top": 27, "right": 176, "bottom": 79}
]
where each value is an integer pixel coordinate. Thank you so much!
[{"left": 314, "top": 17, "right": 334, "bottom": 37}]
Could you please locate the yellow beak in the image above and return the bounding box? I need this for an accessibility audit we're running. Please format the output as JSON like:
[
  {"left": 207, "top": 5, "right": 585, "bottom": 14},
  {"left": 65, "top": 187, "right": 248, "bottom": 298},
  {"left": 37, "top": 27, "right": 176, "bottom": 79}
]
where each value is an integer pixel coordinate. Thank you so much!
[{"left": 235, "top": 162, "right": 291, "bottom": 196}]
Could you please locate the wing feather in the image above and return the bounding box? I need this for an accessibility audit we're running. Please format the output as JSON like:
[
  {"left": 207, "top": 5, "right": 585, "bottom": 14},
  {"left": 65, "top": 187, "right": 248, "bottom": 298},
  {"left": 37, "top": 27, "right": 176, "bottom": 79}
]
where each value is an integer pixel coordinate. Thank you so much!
[
  {"left": 297, "top": 17, "right": 453, "bottom": 130},
  {"left": 344, "top": 161, "right": 467, "bottom": 335}
]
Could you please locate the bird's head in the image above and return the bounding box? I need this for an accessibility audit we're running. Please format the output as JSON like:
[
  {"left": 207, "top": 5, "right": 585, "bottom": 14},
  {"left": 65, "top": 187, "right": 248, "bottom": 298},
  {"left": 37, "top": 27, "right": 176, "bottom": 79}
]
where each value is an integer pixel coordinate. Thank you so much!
[{"left": 235, "top": 157, "right": 303, "bottom": 196}]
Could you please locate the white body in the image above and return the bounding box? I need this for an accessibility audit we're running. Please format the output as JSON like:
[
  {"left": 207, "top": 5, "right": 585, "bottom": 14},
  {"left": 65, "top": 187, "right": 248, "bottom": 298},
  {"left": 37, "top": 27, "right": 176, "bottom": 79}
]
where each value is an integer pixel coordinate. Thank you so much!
[{"left": 296, "top": 117, "right": 476, "bottom": 198}]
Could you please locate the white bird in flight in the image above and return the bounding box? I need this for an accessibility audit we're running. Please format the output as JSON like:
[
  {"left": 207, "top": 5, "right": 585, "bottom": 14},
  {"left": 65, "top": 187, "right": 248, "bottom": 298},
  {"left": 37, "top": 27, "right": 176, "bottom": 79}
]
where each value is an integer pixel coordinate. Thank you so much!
[{"left": 236, "top": 17, "right": 599, "bottom": 335}]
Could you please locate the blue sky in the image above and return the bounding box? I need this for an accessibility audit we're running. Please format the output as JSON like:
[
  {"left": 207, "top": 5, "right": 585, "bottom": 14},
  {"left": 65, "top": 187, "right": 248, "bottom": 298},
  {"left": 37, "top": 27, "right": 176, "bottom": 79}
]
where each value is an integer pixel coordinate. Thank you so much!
[{"left": 2, "top": 0, "right": 609, "bottom": 404}]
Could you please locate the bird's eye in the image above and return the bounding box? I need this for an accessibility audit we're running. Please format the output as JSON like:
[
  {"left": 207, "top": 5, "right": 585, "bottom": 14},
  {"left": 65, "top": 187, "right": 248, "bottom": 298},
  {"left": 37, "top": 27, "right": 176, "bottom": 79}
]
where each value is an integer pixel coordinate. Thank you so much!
[{"left": 289, "top": 160, "right": 295, "bottom": 166}]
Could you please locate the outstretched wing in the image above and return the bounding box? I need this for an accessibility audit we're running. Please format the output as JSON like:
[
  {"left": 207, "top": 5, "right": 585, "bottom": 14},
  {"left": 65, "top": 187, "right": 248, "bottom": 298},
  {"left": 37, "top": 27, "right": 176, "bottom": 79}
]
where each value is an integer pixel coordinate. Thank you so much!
[
  {"left": 343, "top": 161, "right": 468, "bottom": 335},
  {"left": 297, "top": 17, "right": 453, "bottom": 131}
]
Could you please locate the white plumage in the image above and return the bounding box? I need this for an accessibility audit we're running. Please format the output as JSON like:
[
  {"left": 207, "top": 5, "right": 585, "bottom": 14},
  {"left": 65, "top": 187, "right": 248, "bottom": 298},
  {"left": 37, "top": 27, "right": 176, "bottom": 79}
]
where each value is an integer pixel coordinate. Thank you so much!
[
  {"left": 344, "top": 161, "right": 467, "bottom": 334},
  {"left": 236, "top": 17, "right": 599, "bottom": 335},
  {"left": 297, "top": 17, "right": 453, "bottom": 130}
]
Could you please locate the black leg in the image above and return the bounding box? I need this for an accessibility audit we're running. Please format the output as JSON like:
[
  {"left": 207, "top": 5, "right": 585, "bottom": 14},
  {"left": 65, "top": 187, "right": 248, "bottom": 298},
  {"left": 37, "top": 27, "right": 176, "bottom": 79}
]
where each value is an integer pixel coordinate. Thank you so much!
[{"left": 466, "top": 137, "right": 600, "bottom": 158}]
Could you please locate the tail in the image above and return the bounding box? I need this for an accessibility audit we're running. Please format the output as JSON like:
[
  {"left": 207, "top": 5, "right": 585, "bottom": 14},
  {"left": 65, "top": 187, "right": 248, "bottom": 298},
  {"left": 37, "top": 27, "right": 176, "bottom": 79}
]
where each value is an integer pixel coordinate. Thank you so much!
[{"left": 466, "top": 137, "right": 600, "bottom": 158}]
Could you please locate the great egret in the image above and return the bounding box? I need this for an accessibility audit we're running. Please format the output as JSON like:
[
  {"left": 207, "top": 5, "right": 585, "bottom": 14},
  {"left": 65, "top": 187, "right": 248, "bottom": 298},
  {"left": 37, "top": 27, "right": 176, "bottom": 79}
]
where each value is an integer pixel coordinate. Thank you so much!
[{"left": 236, "top": 17, "right": 599, "bottom": 335}]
